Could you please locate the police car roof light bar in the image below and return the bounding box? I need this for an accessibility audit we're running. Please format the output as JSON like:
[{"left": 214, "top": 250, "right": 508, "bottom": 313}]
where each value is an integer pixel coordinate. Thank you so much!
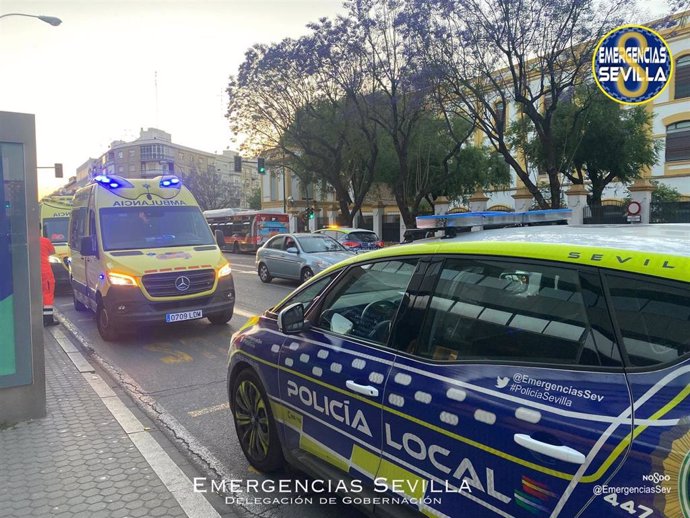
[{"left": 413, "top": 209, "right": 572, "bottom": 239}]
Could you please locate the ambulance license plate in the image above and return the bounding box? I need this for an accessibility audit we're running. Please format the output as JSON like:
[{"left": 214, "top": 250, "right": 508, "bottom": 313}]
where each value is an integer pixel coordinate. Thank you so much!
[{"left": 165, "top": 310, "right": 203, "bottom": 323}]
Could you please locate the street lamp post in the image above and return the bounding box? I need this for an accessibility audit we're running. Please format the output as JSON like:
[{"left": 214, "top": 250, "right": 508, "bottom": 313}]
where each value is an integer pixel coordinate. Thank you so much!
[{"left": 0, "top": 13, "right": 62, "bottom": 26}]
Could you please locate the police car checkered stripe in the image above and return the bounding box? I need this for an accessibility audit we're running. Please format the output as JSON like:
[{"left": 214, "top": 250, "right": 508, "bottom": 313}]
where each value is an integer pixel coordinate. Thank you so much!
[{"left": 271, "top": 395, "right": 516, "bottom": 518}]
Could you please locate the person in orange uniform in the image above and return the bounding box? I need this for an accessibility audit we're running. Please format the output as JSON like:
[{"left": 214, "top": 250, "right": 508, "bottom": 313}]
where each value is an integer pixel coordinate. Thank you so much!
[{"left": 40, "top": 232, "right": 59, "bottom": 326}]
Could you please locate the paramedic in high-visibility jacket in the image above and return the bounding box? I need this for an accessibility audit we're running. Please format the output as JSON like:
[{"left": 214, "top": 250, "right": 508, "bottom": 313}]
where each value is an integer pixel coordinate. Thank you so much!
[{"left": 39, "top": 232, "right": 59, "bottom": 326}]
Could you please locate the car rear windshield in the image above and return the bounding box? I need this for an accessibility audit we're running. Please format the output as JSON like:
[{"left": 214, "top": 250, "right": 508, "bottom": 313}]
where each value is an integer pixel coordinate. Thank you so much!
[
  {"left": 100, "top": 206, "right": 215, "bottom": 251},
  {"left": 43, "top": 217, "right": 69, "bottom": 244},
  {"left": 298, "top": 235, "right": 346, "bottom": 253},
  {"left": 349, "top": 231, "right": 379, "bottom": 243}
]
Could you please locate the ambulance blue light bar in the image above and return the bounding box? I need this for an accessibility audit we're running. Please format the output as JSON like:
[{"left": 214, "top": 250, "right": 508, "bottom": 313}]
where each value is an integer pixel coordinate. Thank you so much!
[
  {"left": 416, "top": 209, "right": 572, "bottom": 230},
  {"left": 93, "top": 174, "right": 133, "bottom": 189},
  {"left": 159, "top": 175, "right": 181, "bottom": 188}
]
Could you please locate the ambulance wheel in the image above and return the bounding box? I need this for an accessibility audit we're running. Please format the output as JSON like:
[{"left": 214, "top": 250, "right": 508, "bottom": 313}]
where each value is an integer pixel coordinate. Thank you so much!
[
  {"left": 208, "top": 309, "right": 233, "bottom": 325},
  {"left": 258, "top": 263, "right": 272, "bottom": 283},
  {"left": 97, "top": 303, "right": 120, "bottom": 342},
  {"left": 230, "top": 368, "right": 283, "bottom": 472},
  {"left": 73, "top": 292, "right": 88, "bottom": 312}
]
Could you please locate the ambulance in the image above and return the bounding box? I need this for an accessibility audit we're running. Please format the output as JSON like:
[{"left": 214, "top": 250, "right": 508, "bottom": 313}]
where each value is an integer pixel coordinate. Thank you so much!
[
  {"left": 39, "top": 195, "right": 73, "bottom": 287},
  {"left": 69, "top": 174, "right": 235, "bottom": 341}
]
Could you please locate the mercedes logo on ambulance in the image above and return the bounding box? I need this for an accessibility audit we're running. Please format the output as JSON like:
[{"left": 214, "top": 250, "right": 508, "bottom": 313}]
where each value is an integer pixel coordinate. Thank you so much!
[{"left": 175, "top": 276, "right": 191, "bottom": 292}]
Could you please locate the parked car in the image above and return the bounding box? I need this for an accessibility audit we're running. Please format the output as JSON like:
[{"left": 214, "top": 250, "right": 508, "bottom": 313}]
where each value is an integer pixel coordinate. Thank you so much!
[
  {"left": 313, "top": 227, "right": 383, "bottom": 253},
  {"left": 256, "top": 233, "right": 354, "bottom": 284},
  {"left": 229, "top": 211, "right": 690, "bottom": 518}
]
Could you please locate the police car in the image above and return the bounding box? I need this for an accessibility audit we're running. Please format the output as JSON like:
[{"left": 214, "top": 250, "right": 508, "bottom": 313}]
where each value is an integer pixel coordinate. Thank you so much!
[{"left": 227, "top": 210, "right": 690, "bottom": 518}]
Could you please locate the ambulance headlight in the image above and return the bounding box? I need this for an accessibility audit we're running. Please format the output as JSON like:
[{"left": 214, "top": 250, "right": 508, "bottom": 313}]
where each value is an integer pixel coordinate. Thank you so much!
[
  {"left": 107, "top": 272, "right": 138, "bottom": 286},
  {"left": 218, "top": 263, "right": 232, "bottom": 278},
  {"left": 49, "top": 255, "right": 62, "bottom": 264}
]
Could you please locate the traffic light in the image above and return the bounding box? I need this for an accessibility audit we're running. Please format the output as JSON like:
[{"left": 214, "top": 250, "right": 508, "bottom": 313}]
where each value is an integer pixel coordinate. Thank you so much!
[
  {"left": 257, "top": 157, "right": 266, "bottom": 174},
  {"left": 234, "top": 155, "right": 242, "bottom": 172},
  {"left": 308, "top": 207, "right": 315, "bottom": 220},
  {"left": 54, "top": 163, "right": 63, "bottom": 178}
]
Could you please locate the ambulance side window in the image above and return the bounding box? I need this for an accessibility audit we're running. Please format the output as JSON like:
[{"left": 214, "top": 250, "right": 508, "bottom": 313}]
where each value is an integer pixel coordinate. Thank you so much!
[
  {"left": 69, "top": 208, "right": 87, "bottom": 249},
  {"left": 415, "top": 258, "right": 603, "bottom": 365},
  {"left": 606, "top": 273, "right": 690, "bottom": 367}
]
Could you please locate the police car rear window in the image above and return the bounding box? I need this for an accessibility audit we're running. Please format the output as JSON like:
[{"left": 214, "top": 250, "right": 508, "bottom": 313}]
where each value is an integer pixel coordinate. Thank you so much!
[
  {"left": 415, "top": 258, "right": 603, "bottom": 365},
  {"left": 606, "top": 274, "right": 690, "bottom": 367}
]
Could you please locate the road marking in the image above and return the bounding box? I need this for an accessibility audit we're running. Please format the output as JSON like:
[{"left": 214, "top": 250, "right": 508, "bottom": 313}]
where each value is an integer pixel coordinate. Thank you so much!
[
  {"left": 188, "top": 402, "right": 229, "bottom": 418},
  {"left": 231, "top": 268, "right": 257, "bottom": 274},
  {"left": 234, "top": 307, "right": 257, "bottom": 319},
  {"left": 145, "top": 345, "right": 193, "bottom": 364}
]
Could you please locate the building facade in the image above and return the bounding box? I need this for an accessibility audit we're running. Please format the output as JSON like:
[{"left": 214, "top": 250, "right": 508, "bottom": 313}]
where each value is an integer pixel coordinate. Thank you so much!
[{"left": 71, "top": 128, "right": 260, "bottom": 208}]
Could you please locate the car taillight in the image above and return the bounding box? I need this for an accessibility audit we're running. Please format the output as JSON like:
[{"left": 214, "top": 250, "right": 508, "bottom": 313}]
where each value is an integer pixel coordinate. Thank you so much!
[
  {"left": 342, "top": 241, "right": 359, "bottom": 248},
  {"left": 376, "top": 241, "right": 384, "bottom": 247}
]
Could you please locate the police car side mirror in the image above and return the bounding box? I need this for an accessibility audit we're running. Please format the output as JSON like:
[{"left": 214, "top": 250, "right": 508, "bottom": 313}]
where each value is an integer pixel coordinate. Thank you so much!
[
  {"left": 278, "top": 303, "right": 309, "bottom": 334},
  {"left": 80, "top": 236, "right": 97, "bottom": 257},
  {"left": 215, "top": 230, "right": 225, "bottom": 249}
]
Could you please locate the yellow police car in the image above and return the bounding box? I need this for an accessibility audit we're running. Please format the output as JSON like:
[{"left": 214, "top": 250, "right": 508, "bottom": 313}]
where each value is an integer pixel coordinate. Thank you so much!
[{"left": 227, "top": 210, "right": 690, "bottom": 518}]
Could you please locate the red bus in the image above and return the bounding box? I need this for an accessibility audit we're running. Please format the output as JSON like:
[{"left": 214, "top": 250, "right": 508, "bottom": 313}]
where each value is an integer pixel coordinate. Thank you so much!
[{"left": 204, "top": 209, "right": 289, "bottom": 253}]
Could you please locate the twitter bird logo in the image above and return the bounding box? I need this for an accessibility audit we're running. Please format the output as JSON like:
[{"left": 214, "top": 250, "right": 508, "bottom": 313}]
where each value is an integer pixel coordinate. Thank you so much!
[{"left": 495, "top": 376, "right": 509, "bottom": 389}]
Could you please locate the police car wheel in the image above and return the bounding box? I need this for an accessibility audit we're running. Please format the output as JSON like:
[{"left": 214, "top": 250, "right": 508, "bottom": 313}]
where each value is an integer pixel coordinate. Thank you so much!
[
  {"left": 208, "top": 309, "right": 233, "bottom": 325},
  {"left": 300, "top": 267, "right": 313, "bottom": 283},
  {"left": 258, "top": 263, "right": 272, "bottom": 283},
  {"left": 97, "top": 303, "right": 120, "bottom": 342},
  {"left": 231, "top": 369, "right": 283, "bottom": 472}
]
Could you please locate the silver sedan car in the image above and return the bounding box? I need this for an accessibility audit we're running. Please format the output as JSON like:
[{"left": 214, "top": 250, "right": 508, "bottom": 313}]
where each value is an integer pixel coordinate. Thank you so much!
[{"left": 256, "top": 233, "right": 354, "bottom": 284}]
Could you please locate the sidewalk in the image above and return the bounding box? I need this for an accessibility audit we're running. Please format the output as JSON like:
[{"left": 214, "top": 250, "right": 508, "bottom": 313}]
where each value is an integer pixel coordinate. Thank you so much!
[{"left": 0, "top": 327, "right": 217, "bottom": 518}]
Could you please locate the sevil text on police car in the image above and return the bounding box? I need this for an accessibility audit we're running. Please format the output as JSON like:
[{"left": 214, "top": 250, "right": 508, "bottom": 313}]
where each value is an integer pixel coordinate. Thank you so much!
[{"left": 227, "top": 210, "right": 690, "bottom": 518}]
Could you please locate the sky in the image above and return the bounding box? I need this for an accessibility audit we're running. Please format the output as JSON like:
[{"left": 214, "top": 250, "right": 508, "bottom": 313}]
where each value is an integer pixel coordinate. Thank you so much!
[
  {"left": 0, "top": 0, "right": 347, "bottom": 197},
  {"left": 0, "top": 0, "right": 675, "bottom": 198}
]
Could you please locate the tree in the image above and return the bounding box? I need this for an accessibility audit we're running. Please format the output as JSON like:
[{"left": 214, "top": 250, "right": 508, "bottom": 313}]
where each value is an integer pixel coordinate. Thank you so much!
[
  {"left": 247, "top": 187, "right": 261, "bottom": 210},
  {"left": 508, "top": 88, "right": 659, "bottom": 206},
  {"left": 179, "top": 166, "right": 240, "bottom": 211},
  {"left": 227, "top": 26, "right": 380, "bottom": 226},
  {"left": 347, "top": 0, "right": 440, "bottom": 226},
  {"left": 411, "top": 0, "right": 629, "bottom": 208}
]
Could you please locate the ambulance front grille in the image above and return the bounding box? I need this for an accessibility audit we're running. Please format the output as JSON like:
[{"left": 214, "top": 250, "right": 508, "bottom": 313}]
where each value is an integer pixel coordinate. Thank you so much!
[{"left": 141, "top": 269, "right": 215, "bottom": 297}]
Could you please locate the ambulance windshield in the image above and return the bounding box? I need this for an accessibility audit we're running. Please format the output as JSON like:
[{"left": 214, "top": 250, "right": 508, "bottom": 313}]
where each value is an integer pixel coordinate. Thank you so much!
[{"left": 99, "top": 206, "right": 215, "bottom": 251}]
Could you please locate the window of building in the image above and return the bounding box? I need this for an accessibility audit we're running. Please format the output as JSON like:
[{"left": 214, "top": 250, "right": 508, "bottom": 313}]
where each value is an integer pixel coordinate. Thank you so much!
[
  {"left": 666, "top": 121, "right": 690, "bottom": 162},
  {"left": 494, "top": 101, "right": 506, "bottom": 131},
  {"left": 117, "top": 151, "right": 123, "bottom": 159},
  {"left": 414, "top": 258, "right": 607, "bottom": 366},
  {"left": 675, "top": 55, "right": 690, "bottom": 100},
  {"left": 605, "top": 274, "right": 690, "bottom": 367}
]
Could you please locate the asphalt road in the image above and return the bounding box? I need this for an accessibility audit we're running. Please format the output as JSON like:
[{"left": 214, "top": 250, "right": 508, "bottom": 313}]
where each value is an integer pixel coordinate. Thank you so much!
[{"left": 55, "top": 252, "right": 361, "bottom": 518}]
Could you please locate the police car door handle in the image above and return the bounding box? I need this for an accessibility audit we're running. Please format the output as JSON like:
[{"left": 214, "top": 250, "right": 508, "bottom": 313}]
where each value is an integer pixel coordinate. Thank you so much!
[
  {"left": 514, "top": 434, "right": 586, "bottom": 465},
  {"left": 346, "top": 380, "right": 379, "bottom": 397}
]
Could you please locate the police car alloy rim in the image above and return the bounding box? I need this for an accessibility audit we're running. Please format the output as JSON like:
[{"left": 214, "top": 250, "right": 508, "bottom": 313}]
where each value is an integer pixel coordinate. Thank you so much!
[{"left": 234, "top": 379, "right": 270, "bottom": 461}]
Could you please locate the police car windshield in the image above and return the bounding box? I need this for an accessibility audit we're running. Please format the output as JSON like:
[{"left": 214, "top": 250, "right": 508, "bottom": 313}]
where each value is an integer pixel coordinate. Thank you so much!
[
  {"left": 297, "top": 235, "right": 346, "bottom": 253},
  {"left": 43, "top": 217, "right": 69, "bottom": 244},
  {"left": 100, "top": 206, "right": 215, "bottom": 251}
]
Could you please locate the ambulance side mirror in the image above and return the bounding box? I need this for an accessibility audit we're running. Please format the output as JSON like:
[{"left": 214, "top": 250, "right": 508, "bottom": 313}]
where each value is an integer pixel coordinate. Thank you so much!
[
  {"left": 215, "top": 230, "right": 225, "bottom": 250},
  {"left": 80, "top": 236, "right": 97, "bottom": 257}
]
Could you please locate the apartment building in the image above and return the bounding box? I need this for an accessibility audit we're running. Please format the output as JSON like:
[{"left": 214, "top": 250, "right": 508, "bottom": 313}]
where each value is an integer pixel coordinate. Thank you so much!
[{"left": 74, "top": 128, "right": 260, "bottom": 208}]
